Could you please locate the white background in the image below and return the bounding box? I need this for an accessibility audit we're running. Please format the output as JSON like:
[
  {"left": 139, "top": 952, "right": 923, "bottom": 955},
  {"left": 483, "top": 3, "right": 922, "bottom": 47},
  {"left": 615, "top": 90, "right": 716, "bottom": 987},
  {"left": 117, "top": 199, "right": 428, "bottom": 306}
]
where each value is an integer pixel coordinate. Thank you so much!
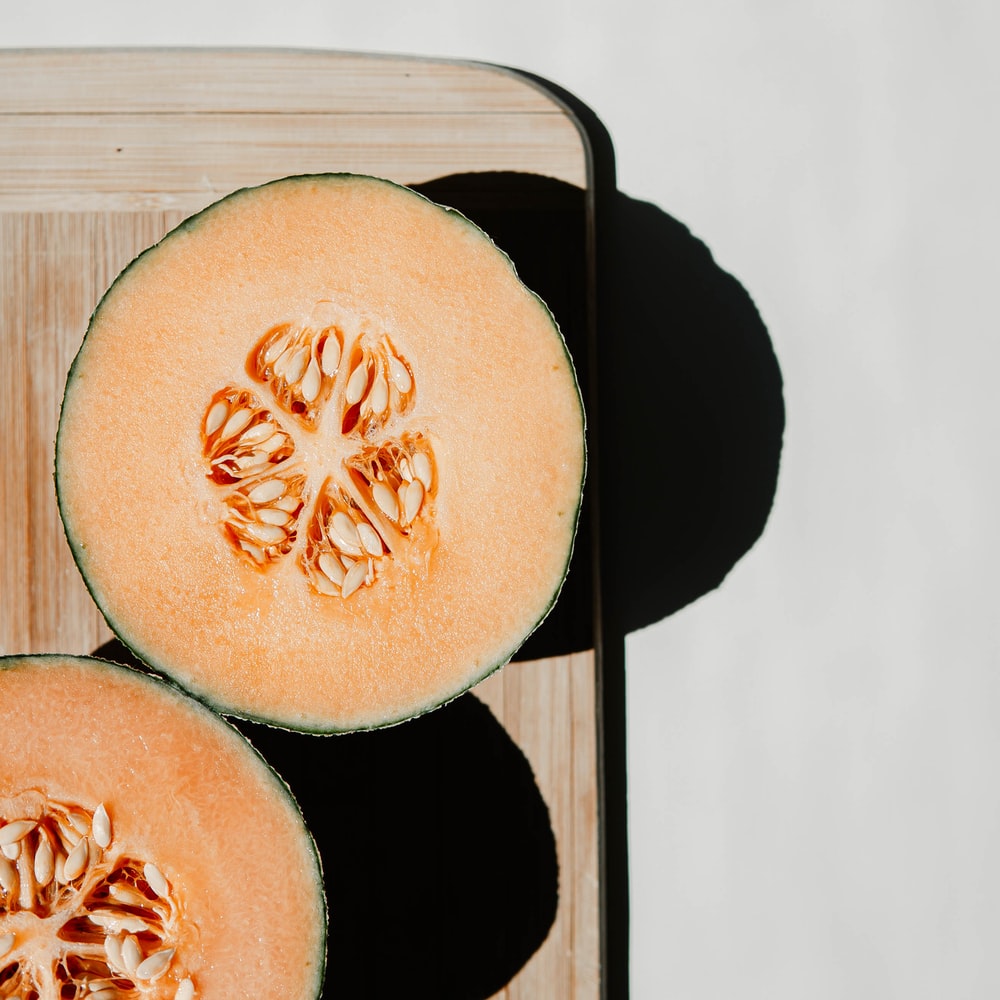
[{"left": 6, "top": 2, "right": 999, "bottom": 996}]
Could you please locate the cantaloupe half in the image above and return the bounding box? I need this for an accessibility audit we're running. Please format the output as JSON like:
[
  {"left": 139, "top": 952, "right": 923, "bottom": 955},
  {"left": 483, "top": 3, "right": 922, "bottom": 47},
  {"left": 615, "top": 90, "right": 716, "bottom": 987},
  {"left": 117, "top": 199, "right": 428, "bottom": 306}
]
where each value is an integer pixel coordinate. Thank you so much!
[
  {"left": 0, "top": 654, "right": 326, "bottom": 1000},
  {"left": 55, "top": 173, "right": 585, "bottom": 732}
]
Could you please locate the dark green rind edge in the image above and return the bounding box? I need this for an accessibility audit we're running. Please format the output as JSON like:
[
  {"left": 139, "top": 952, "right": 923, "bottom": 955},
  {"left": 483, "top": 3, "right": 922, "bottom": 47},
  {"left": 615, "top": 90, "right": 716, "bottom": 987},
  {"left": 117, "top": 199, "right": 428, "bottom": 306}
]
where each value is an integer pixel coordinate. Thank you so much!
[
  {"left": 54, "top": 173, "right": 587, "bottom": 736},
  {"left": 0, "top": 652, "right": 329, "bottom": 997}
]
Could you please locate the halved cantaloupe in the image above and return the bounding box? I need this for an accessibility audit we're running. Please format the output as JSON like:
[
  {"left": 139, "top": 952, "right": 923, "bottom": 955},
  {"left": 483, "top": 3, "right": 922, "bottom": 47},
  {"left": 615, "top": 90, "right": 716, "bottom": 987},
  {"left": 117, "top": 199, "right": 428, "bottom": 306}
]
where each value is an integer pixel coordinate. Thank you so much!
[
  {"left": 0, "top": 653, "right": 325, "bottom": 1000},
  {"left": 56, "top": 174, "right": 586, "bottom": 732}
]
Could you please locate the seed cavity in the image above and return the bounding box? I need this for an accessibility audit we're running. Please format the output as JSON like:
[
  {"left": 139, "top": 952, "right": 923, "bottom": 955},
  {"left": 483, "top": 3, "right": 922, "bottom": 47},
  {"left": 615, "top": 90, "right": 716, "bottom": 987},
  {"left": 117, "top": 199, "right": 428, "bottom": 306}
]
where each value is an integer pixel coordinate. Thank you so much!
[
  {"left": 1, "top": 799, "right": 193, "bottom": 999},
  {"left": 250, "top": 320, "right": 340, "bottom": 427},
  {"left": 204, "top": 305, "right": 435, "bottom": 598},
  {"left": 302, "top": 480, "right": 390, "bottom": 598}
]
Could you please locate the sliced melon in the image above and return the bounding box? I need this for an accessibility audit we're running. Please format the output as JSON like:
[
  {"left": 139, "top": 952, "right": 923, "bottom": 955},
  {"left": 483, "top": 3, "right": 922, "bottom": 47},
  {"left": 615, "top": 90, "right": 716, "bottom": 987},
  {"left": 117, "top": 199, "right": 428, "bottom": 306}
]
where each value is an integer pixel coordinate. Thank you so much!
[
  {"left": 56, "top": 174, "right": 586, "bottom": 732},
  {"left": 0, "top": 653, "right": 325, "bottom": 1000}
]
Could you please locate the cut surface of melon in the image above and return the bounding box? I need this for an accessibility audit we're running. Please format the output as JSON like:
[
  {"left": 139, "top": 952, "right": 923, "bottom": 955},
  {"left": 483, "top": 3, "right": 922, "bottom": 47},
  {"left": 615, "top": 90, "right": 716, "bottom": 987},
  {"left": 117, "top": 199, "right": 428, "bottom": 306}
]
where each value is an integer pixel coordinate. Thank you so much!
[
  {"left": 56, "top": 173, "right": 586, "bottom": 732},
  {"left": 0, "top": 655, "right": 326, "bottom": 1000}
]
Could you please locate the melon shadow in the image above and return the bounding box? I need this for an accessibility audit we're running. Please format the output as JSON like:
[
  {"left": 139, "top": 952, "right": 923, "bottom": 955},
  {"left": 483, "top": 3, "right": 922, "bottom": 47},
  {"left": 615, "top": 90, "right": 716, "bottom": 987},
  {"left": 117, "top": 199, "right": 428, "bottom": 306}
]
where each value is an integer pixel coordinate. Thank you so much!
[
  {"left": 414, "top": 167, "right": 785, "bottom": 651},
  {"left": 93, "top": 638, "right": 558, "bottom": 1000}
]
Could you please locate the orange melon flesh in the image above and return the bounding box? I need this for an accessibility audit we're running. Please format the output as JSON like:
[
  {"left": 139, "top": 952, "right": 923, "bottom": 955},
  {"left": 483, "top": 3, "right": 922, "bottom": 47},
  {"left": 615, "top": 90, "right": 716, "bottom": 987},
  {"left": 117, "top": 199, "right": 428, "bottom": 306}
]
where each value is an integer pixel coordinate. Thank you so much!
[
  {"left": 0, "top": 654, "right": 325, "bottom": 999},
  {"left": 56, "top": 174, "right": 586, "bottom": 732}
]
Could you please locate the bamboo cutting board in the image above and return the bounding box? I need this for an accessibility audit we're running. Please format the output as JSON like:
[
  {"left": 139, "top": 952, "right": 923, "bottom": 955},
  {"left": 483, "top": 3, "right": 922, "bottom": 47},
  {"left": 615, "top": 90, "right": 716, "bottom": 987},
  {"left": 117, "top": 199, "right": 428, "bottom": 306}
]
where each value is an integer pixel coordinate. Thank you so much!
[{"left": 0, "top": 49, "right": 600, "bottom": 998}]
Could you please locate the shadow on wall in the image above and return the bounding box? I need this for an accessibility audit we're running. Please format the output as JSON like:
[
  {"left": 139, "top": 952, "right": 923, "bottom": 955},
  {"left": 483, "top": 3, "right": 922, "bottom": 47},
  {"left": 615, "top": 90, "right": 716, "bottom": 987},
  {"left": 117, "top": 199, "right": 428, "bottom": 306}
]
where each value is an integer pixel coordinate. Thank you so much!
[{"left": 597, "top": 187, "right": 785, "bottom": 634}]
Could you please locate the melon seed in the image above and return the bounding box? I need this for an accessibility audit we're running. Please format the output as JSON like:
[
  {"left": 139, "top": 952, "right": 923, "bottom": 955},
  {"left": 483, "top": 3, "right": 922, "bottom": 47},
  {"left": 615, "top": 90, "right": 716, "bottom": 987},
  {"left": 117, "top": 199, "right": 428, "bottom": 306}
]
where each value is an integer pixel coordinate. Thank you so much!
[
  {"left": 248, "top": 479, "right": 286, "bottom": 504},
  {"left": 175, "top": 978, "right": 196, "bottom": 1000},
  {"left": 136, "top": 947, "right": 175, "bottom": 980},
  {"left": 301, "top": 359, "right": 322, "bottom": 403},
  {"left": 121, "top": 935, "right": 142, "bottom": 973},
  {"left": 387, "top": 353, "right": 412, "bottom": 394},
  {"left": 260, "top": 432, "right": 286, "bottom": 455},
  {"left": 240, "top": 421, "right": 275, "bottom": 446},
  {"left": 357, "top": 522, "right": 383, "bottom": 556},
  {"left": 105, "top": 934, "right": 124, "bottom": 969},
  {"left": 284, "top": 347, "right": 310, "bottom": 385},
  {"left": 92, "top": 803, "right": 112, "bottom": 848},
  {"left": 244, "top": 522, "right": 287, "bottom": 546},
  {"left": 412, "top": 451, "right": 433, "bottom": 491},
  {"left": 239, "top": 541, "right": 266, "bottom": 564},
  {"left": 204, "top": 400, "right": 229, "bottom": 436},
  {"left": 345, "top": 360, "right": 369, "bottom": 405},
  {"left": 33, "top": 832, "right": 54, "bottom": 886},
  {"left": 270, "top": 345, "right": 295, "bottom": 380},
  {"left": 144, "top": 861, "right": 170, "bottom": 899},
  {"left": 263, "top": 329, "right": 293, "bottom": 365},
  {"left": 109, "top": 883, "right": 150, "bottom": 907},
  {"left": 220, "top": 408, "right": 253, "bottom": 441},
  {"left": 258, "top": 508, "right": 291, "bottom": 527},
  {"left": 319, "top": 333, "right": 341, "bottom": 377},
  {"left": 0, "top": 820, "right": 35, "bottom": 846},
  {"left": 63, "top": 837, "right": 90, "bottom": 881},
  {"left": 402, "top": 479, "right": 424, "bottom": 526},
  {"left": 372, "top": 482, "right": 399, "bottom": 522},
  {"left": 341, "top": 560, "right": 368, "bottom": 598},
  {"left": 331, "top": 512, "right": 362, "bottom": 549},
  {"left": 368, "top": 371, "right": 389, "bottom": 415},
  {"left": 318, "top": 553, "right": 345, "bottom": 587}
]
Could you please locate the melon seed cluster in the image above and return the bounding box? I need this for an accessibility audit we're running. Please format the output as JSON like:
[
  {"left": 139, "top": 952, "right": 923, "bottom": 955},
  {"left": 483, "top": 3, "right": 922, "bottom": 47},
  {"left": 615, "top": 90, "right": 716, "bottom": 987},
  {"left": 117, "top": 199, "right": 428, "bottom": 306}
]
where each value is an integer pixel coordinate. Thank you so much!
[
  {"left": 0, "top": 804, "right": 193, "bottom": 1000},
  {"left": 201, "top": 302, "right": 436, "bottom": 599}
]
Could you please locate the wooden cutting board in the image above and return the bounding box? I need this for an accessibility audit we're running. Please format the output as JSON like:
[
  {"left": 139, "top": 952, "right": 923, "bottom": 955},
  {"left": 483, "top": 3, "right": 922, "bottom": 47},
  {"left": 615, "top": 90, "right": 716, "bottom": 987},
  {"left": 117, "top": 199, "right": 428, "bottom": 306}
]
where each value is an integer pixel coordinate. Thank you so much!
[{"left": 0, "top": 49, "right": 601, "bottom": 998}]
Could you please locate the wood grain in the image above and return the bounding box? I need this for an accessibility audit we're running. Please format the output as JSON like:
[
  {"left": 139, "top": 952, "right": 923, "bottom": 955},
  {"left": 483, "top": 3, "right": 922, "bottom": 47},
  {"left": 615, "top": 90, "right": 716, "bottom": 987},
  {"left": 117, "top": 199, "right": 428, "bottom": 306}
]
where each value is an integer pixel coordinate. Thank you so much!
[{"left": 0, "top": 48, "right": 599, "bottom": 998}]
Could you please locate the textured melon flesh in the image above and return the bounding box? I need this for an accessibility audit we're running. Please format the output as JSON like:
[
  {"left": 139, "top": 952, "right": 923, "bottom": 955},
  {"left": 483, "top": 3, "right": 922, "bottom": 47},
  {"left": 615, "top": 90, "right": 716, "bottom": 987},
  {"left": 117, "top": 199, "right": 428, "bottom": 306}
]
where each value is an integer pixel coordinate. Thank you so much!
[
  {"left": 0, "top": 655, "right": 325, "bottom": 999},
  {"left": 56, "top": 175, "right": 585, "bottom": 731}
]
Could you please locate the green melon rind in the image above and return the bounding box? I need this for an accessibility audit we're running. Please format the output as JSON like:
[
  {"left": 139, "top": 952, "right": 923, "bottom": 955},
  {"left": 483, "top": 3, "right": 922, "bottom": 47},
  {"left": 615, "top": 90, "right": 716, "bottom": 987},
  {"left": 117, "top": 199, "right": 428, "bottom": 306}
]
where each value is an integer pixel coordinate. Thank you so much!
[
  {"left": 0, "top": 652, "right": 328, "bottom": 996},
  {"left": 54, "top": 173, "right": 587, "bottom": 735}
]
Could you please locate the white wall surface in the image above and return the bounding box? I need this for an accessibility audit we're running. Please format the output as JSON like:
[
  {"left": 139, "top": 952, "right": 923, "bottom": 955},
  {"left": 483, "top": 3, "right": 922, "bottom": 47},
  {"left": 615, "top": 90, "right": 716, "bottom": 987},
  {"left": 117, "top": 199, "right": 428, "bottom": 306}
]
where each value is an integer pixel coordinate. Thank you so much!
[{"left": 6, "top": 2, "right": 999, "bottom": 996}]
